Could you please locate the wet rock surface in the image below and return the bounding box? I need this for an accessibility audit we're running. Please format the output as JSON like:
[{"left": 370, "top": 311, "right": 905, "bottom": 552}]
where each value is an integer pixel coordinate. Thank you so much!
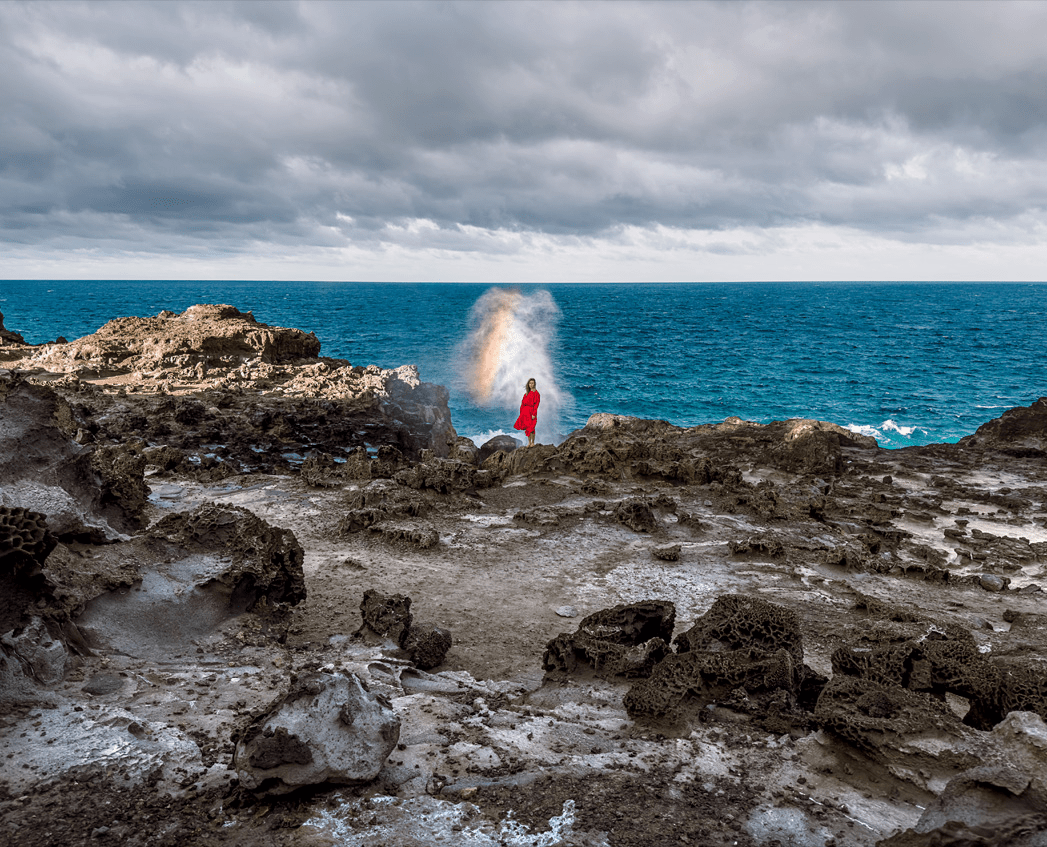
[{"left": 2, "top": 304, "right": 1047, "bottom": 846}]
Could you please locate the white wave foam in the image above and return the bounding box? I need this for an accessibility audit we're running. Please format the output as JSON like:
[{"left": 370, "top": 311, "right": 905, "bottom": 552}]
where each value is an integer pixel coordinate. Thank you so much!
[
  {"left": 881, "top": 419, "right": 917, "bottom": 436},
  {"left": 464, "top": 428, "right": 515, "bottom": 447},
  {"left": 846, "top": 419, "right": 927, "bottom": 444},
  {"left": 845, "top": 423, "right": 881, "bottom": 440}
]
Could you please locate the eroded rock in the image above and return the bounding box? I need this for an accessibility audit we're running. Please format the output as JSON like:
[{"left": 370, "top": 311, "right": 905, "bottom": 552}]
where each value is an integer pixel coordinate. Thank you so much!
[{"left": 234, "top": 671, "right": 400, "bottom": 796}]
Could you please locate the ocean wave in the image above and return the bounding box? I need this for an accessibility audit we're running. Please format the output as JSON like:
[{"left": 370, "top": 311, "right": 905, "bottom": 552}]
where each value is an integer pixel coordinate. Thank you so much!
[
  {"left": 464, "top": 428, "right": 513, "bottom": 446},
  {"left": 845, "top": 419, "right": 927, "bottom": 445}
]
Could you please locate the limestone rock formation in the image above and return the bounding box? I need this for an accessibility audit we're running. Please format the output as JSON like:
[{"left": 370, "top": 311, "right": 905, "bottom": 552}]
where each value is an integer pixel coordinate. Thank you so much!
[{"left": 233, "top": 671, "right": 400, "bottom": 796}]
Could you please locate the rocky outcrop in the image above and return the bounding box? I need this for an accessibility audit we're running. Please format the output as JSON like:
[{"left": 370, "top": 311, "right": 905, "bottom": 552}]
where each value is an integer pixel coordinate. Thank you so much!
[
  {"left": 29, "top": 304, "right": 320, "bottom": 372},
  {"left": 0, "top": 310, "right": 27, "bottom": 347},
  {"left": 0, "top": 373, "right": 146, "bottom": 539},
  {"left": 959, "top": 396, "right": 1047, "bottom": 456},
  {"left": 357, "top": 589, "right": 453, "bottom": 670},
  {"left": 5, "top": 305, "right": 456, "bottom": 465},
  {"left": 233, "top": 671, "right": 400, "bottom": 796}
]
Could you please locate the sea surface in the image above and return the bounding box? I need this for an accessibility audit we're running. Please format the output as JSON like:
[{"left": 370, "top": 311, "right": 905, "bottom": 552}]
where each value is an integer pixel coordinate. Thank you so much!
[{"left": 1, "top": 280, "right": 1044, "bottom": 449}]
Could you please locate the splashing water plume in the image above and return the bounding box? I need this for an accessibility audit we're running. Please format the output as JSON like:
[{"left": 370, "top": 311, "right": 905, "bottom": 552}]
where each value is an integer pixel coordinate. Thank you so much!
[{"left": 460, "top": 288, "right": 570, "bottom": 445}]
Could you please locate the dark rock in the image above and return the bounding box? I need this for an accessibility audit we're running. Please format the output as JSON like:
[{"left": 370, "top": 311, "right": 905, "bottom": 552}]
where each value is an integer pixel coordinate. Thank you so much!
[
  {"left": 402, "top": 622, "right": 452, "bottom": 670},
  {"left": 959, "top": 396, "right": 1047, "bottom": 456},
  {"left": 358, "top": 589, "right": 413, "bottom": 646},
  {"left": 624, "top": 647, "right": 799, "bottom": 720},
  {"left": 543, "top": 600, "right": 676, "bottom": 677},
  {"left": 0, "top": 374, "right": 145, "bottom": 538},
  {"left": 652, "top": 543, "right": 681, "bottom": 561},
  {"left": 674, "top": 594, "right": 805, "bottom": 665},
  {"left": 148, "top": 504, "right": 306, "bottom": 610},
  {"left": 813, "top": 675, "right": 969, "bottom": 754},
  {"left": 477, "top": 435, "right": 520, "bottom": 465}
]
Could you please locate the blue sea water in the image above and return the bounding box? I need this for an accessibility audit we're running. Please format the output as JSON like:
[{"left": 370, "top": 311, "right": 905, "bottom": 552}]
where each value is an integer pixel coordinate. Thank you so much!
[{"left": 1, "top": 280, "right": 1044, "bottom": 450}]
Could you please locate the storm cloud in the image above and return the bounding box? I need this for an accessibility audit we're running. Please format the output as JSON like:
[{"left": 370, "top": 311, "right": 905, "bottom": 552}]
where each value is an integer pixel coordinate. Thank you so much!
[{"left": 2, "top": 0, "right": 1047, "bottom": 280}]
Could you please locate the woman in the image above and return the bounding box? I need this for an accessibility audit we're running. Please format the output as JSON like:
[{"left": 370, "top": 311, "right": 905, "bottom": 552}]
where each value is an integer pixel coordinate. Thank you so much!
[{"left": 514, "top": 378, "right": 540, "bottom": 447}]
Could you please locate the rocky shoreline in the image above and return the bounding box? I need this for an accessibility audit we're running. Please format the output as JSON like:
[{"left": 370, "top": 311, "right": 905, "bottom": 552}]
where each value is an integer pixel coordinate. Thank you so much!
[{"left": 2, "top": 305, "right": 1046, "bottom": 846}]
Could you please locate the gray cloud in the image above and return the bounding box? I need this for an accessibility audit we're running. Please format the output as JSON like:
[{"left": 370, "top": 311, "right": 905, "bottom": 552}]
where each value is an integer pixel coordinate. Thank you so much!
[{"left": 2, "top": 0, "right": 1047, "bottom": 274}]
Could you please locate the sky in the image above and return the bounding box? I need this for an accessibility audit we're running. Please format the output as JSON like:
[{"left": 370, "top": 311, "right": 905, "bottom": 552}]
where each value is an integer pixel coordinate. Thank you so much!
[{"left": 2, "top": 0, "right": 1047, "bottom": 283}]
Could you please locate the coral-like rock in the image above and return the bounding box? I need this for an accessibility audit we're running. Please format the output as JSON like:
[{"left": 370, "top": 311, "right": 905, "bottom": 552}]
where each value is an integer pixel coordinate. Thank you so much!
[
  {"left": 674, "top": 594, "right": 805, "bottom": 665},
  {"left": 543, "top": 600, "right": 676, "bottom": 677}
]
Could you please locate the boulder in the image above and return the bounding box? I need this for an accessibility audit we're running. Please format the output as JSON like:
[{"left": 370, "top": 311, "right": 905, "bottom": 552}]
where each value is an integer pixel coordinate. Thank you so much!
[
  {"left": 234, "top": 671, "right": 400, "bottom": 796},
  {"left": 544, "top": 600, "right": 676, "bottom": 677},
  {"left": 0, "top": 311, "right": 27, "bottom": 346},
  {"left": 477, "top": 434, "right": 520, "bottom": 465}
]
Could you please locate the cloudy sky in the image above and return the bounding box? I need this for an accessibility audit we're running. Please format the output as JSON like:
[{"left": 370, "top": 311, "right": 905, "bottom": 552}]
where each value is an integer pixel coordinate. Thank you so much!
[{"left": 3, "top": 0, "right": 1047, "bottom": 282}]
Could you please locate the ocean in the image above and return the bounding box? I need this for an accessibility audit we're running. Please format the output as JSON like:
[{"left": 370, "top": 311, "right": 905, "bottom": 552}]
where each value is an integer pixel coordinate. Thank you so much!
[{"left": 1, "top": 280, "right": 1044, "bottom": 450}]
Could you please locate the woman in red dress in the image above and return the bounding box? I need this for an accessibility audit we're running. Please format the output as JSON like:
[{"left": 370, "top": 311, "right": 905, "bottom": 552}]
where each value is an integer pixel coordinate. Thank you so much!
[{"left": 514, "top": 378, "right": 540, "bottom": 447}]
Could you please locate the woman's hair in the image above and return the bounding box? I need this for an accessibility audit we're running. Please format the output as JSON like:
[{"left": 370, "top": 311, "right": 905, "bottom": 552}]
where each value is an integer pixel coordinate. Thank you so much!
[{"left": 525, "top": 377, "right": 536, "bottom": 391}]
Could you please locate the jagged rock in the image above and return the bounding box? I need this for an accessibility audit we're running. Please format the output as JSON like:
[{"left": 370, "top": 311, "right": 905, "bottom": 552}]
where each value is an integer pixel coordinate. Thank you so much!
[
  {"left": 148, "top": 504, "right": 306, "bottom": 609},
  {"left": 0, "top": 375, "right": 145, "bottom": 538},
  {"left": 959, "top": 396, "right": 1047, "bottom": 456},
  {"left": 830, "top": 620, "right": 1047, "bottom": 730},
  {"left": 72, "top": 505, "right": 305, "bottom": 659},
  {"left": 813, "top": 675, "right": 981, "bottom": 787},
  {"left": 369, "top": 522, "right": 440, "bottom": 548},
  {"left": 402, "top": 622, "right": 453, "bottom": 670},
  {"left": 624, "top": 647, "right": 800, "bottom": 720},
  {"left": 652, "top": 543, "right": 681, "bottom": 561},
  {"left": 338, "top": 481, "right": 428, "bottom": 535},
  {"left": 543, "top": 600, "right": 676, "bottom": 677},
  {"left": 358, "top": 589, "right": 413, "bottom": 646},
  {"left": 34, "top": 304, "right": 321, "bottom": 371},
  {"left": 614, "top": 498, "right": 657, "bottom": 532},
  {"left": 674, "top": 594, "right": 805, "bottom": 665},
  {"left": 395, "top": 457, "right": 478, "bottom": 493},
  {"left": 234, "top": 671, "right": 400, "bottom": 796},
  {"left": 0, "top": 506, "right": 55, "bottom": 568},
  {"left": 0, "top": 311, "right": 27, "bottom": 346}
]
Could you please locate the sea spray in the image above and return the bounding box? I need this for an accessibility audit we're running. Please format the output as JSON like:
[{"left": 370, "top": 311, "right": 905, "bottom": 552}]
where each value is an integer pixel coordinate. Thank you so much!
[{"left": 458, "top": 288, "right": 571, "bottom": 445}]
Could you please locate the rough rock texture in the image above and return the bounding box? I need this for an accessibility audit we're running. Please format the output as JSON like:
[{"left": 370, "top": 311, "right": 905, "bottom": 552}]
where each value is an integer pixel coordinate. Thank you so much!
[
  {"left": 233, "top": 671, "right": 400, "bottom": 796},
  {"left": 0, "top": 373, "right": 146, "bottom": 537},
  {"left": 477, "top": 434, "right": 520, "bottom": 465},
  {"left": 959, "top": 396, "right": 1047, "bottom": 456},
  {"left": 357, "top": 590, "right": 452, "bottom": 669},
  {"left": 544, "top": 600, "right": 676, "bottom": 677},
  {"left": 358, "top": 589, "right": 413, "bottom": 646},
  {"left": 149, "top": 503, "right": 306, "bottom": 610},
  {"left": 31, "top": 303, "right": 321, "bottom": 370},
  {"left": 402, "top": 622, "right": 453, "bottom": 671},
  {"left": 10, "top": 305, "right": 456, "bottom": 466},
  {"left": 674, "top": 594, "right": 805, "bottom": 665}
]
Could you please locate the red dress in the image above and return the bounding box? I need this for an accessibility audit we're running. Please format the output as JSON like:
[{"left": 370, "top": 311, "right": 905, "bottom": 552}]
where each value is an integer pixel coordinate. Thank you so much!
[{"left": 513, "top": 390, "right": 540, "bottom": 436}]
